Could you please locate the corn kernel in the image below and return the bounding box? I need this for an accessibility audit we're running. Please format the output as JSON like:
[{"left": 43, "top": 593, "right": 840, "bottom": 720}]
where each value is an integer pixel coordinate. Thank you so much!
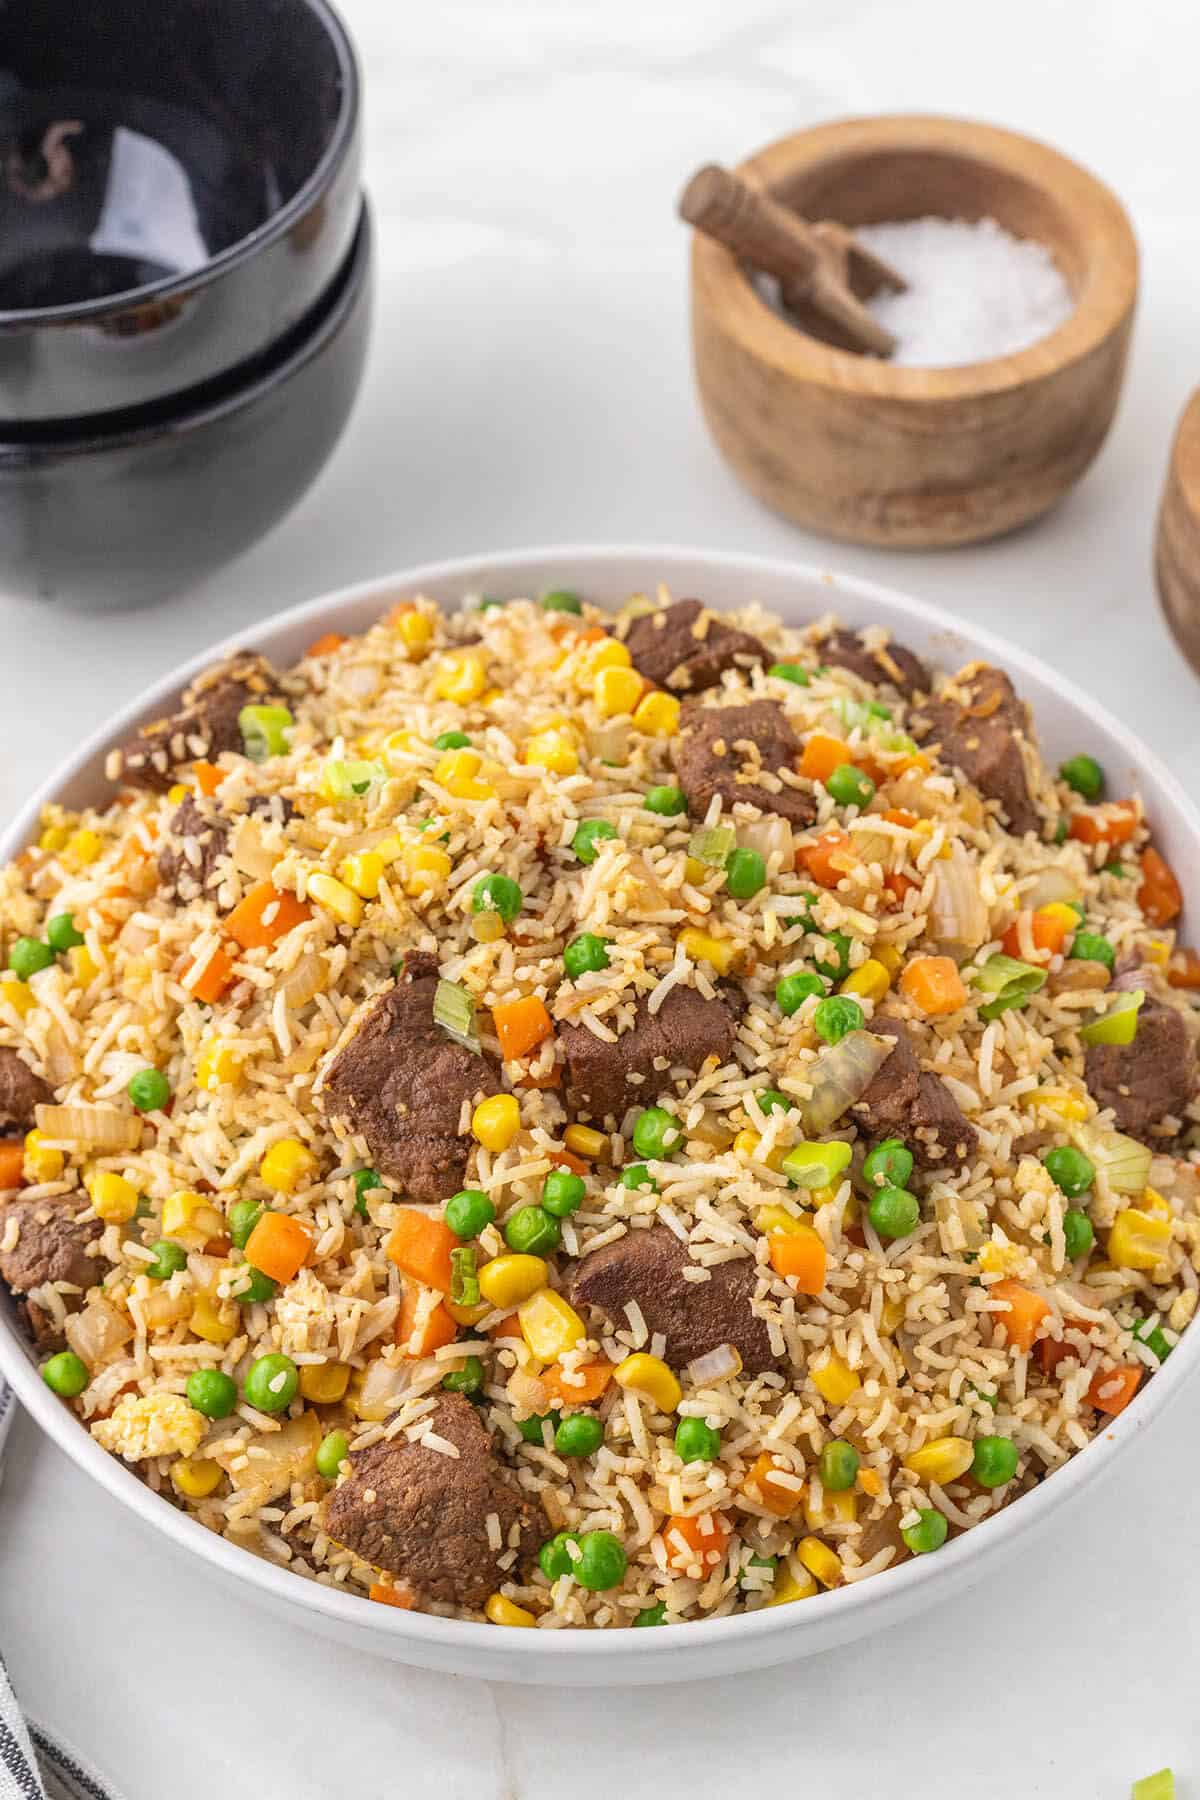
[
  {"left": 1145, "top": 938, "right": 1170, "bottom": 968},
  {"left": 632, "top": 691, "right": 681, "bottom": 737},
  {"left": 471, "top": 910, "right": 506, "bottom": 944},
  {"left": 260, "top": 1139, "right": 317, "bottom": 1194},
  {"left": 485, "top": 1593, "right": 536, "bottom": 1628},
  {"left": 811, "top": 1354, "right": 859, "bottom": 1407},
  {"left": 858, "top": 1467, "right": 883, "bottom": 1498},
  {"left": 613, "top": 1352, "right": 681, "bottom": 1413},
  {"left": 87, "top": 1170, "right": 139, "bottom": 1223},
  {"left": 69, "top": 944, "right": 101, "bottom": 985},
  {"left": 167, "top": 783, "right": 188, "bottom": 805},
  {"left": 380, "top": 730, "right": 422, "bottom": 771},
  {"left": 308, "top": 872, "right": 363, "bottom": 929},
  {"left": 432, "top": 650, "right": 488, "bottom": 705},
  {"left": 23, "top": 1129, "right": 63, "bottom": 1183},
  {"left": 840, "top": 958, "right": 891, "bottom": 1003},
  {"left": 570, "top": 639, "right": 632, "bottom": 691},
  {"left": 518, "top": 1288, "right": 585, "bottom": 1361},
  {"left": 978, "top": 1240, "right": 1026, "bottom": 1276},
  {"left": 594, "top": 665, "right": 643, "bottom": 718},
  {"left": 880, "top": 1295, "right": 906, "bottom": 1335},
  {"left": 434, "top": 747, "right": 494, "bottom": 800},
  {"left": 395, "top": 609, "right": 434, "bottom": 658},
  {"left": 339, "top": 851, "right": 385, "bottom": 899},
  {"left": 171, "top": 1457, "right": 223, "bottom": 1499},
  {"left": 736, "top": 1132, "right": 788, "bottom": 1174},
  {"left": 679, "top": 927, "right": 736, "bottom": 975},
  {"left": 766, "top": 1556, "right": 819, "bottom": 1607},
  {"left": 1028, "top": 1089, "right": 1089, "bottom": 1123},
  {"left": 1143, "top": 1186, "right": 1171, "bottom": 1218},
  {"left": 472, "top": 1093, "right": 521, "bottom": 1152},
  {"left": 195, "top": 1039, "right": 242, "bottom": 1093},
  {"left": 873, "top": 942, "right": 903, "bottom": 978},
  {"left": 755, "top": 1202, "right": 807, "bottom": 1235},
  {"left": 63, "top": 828, "right": 102, "bottom": 868},
  {"left": 190, "top": 1293, "right": 238, "bottom": 1345},
  {"left": 38, "top": 825, "right": 71, "bottom": 854},
  {"left": 564, "top": 1123, "right": 606, "bottom": 1160},
  {"left": 797, "top": 1536, "right": 842, "bottom": 1588},
  {"left": 299, "top": 1361, "right": 351, "bottom": 1404},
  {"left": 903, "top": 1436, "right": 974, "bottom": 1485},
  {"left": 1039, "top": 901, "right": 1082, "bottom": 932},
  {"left": 524, "top": 731, "right": 579, "bottom": 777},
  {"left": 683, "top": 856, "right": 708, "bottom": 887},
  {"left": 1108, "top": 1207, "right": 1172, "bottom": 1271},
  {"left": 446, "top": 1296, "right": 492, "bottom": 1327},
  {"left": 804, "top": 1487, "right": 858, "bottom": 1530},
  {"left": 478, "top": 1254, "right": 548, "bottom": 1309},
  {"left": 161, "top": 1190, "right": 223, "bottom": 1246},
  {"left": 1, "top": 979, "right": 34, "bottom": 1017}
]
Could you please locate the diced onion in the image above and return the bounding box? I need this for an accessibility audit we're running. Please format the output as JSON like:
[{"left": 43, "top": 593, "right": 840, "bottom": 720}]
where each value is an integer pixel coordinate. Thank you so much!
[
  {"left": 687, "top": 826, "right": 736, "bottom": 868},
  {"left": 929, "top": 845, "right": 988, "bottom": 953},
  {"left": 737, "top": 816, "right": 794, "bottom": 870},
  {"left": 800, "top": 1030, "right": 894, "bottom": 1132},
  {"left": 1023, "top": 866, "right": 1082, "bottom": 912},
  {"left": 686, "top": 1343, "right": 743, "bottom": 1387},
  {"left": 277, "top": 952, "right": 326, "bottom": 1011},
  {"left": 35, "top": 1104, "right": 141, "bottom": 1151},
  {"left": 356, "top": 1360, "right": 409, "bottom": 1422},
  {"left": 433, "top": 978, "right": 479, "bottom": 1050},
  {"left": 219, "top": 1412, "right": 321, "bottom": 1506},
  {"left": 341, "top": 664, "right": 383, "bottom": 702},
  {"left": 230, "top": 817, "right": 277, "bottom": 881},
  {"left": 588, "top": 719, "right": 631, "bottom": 764},
  {"left": 65, "top": 1297, "right": 131, "bottom": 1365}
]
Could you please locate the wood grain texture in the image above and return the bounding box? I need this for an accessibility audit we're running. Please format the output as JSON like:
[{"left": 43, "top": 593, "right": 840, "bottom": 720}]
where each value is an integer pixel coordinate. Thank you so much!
[
  {"left": 1155, "top": 388, "right": 1200, "bottom": 676},
  {"left": 689, "top": 115, "right": 1139, "bottom": 549}
]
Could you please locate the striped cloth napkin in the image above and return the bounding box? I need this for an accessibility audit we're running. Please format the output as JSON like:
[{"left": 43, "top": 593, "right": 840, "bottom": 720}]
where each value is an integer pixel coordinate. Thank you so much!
[{"left": 0, "top": 1379, "right": 119, "bottom": 1800}]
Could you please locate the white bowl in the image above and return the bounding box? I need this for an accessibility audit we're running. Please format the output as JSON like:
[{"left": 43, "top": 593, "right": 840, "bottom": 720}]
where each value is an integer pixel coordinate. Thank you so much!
[{"left": 3, "top": 545, "right": 1197, "bottom": 1685}]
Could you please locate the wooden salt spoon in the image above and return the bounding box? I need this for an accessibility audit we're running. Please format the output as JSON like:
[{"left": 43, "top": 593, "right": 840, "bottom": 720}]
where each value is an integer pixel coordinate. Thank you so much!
[{"left": 678, "top": 163, "right": 906, "bottom": 358}]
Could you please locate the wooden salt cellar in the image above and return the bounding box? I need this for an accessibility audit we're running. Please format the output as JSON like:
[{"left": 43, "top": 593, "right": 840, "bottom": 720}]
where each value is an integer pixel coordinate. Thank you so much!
[
  {"left": 687, "top": 115, "right": 1139, "bottom": 548},
  {"left": 1155, "top": 389, "right": 1200, "bottom": 677}
]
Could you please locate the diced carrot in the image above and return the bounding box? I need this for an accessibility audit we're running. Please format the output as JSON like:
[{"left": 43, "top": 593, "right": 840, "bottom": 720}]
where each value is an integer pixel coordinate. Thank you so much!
[
  {"left": 892, "top": 751, "right": 932, "bottom": 777},
  {"left": 181, "top": 945, "right": 236, "bottom": 1004},
  {"left": 516, "top": 1066, "right": 562, "bottom": 1090},
  {"left": 1137, "top": 846, "right": 1182, "bottom": 927},
  {"left": 858, "top": 1467, "right": 883, "bottom": 1498},
  {"left": 119, "top": 820, "right": 158, "bottom": 869},
  {"left": 1001, "top": 908, "right": 1071, "bottom": 962},
  {"left": 386, "top": 1213, "right": 458, "bottom": 1294},
  {"left": 192, "top": 761, "right": 225, "bottom": 797},
  {"left": 991, "top": 1278, "right": 1050, "bottom": 1353},
  {"left": 741, "top": 1450, "right": 802, "bottom": 1518},
  {"left": 385, "top": 601, "right": 415, "bottom": 624},
  {"left": 492, "top": 995, "right": 554, "bottom": 1062},
  {"left": 799, "top": 734, "right": 855, "bottom": 784},
  {"left": 368, "top": 1580, "right": 415, "bottom": 1609},
  {"left": 395, "top": 1285, "right": 458, "bottom": 1356},
  {"left": 798, "top": 829, "right": 853, "bottom": 888},
  {"left": 883, "top": 808, "right": 919, "bottom": 828},
  {"left": 883, "top": 871, "right": 919, "bottom": 906},
  {"left": 0, "top": 1141, "right": 24, "bottom": 1189},
  {"left": 1086, "top": 1363, "right": 1142, "bottom": 1416},
  {"left": 225, "top": 882, "right": 311, "bottom": 951},
  {"left": 306, "top": 632, "right": 347, "bottom": 658},
  {"left": 576, "top": 625, "right": 607, "bottom": 644},
  {"left": 767, "top": 1229, "right": 827, "bottom": 1294},
  {"left": 542, "top": 1359, "right": 614, "bottom": 1406},
  {"left": 487, "top": 1312, "right": 523, "bottom": 1340},
  {"left": 1036, "top": 1320, "right": 1096, "bottom": 1376},
  {"left": 899, "top": 954, "right": 967, "bottom": 1016},
  {"left": 663, "top": 1511, "right": 731, "bottom": 1573},
  {"left": 1168, "top": 947, "right": 1200, "bottom": 990},
  {"left": 1068, "top": 801, "right": 1138, "bottom": 848},
  {"left": 549, "top": 1148, "right": 588, "bottom": 1176},
  {"left": 244, "top": 1212, "right": 312, "bottom": 1283}
]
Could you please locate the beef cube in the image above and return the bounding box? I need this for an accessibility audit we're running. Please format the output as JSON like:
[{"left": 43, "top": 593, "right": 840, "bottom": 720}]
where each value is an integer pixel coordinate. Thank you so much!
[
  {"left": 560, "top": 985, "right": 740, "bottom": 1126},
  {"left": 108, "top": 652, "right": 282, "bottom": 793},
  {"left": 673, "top": 699, "right": 815, "bottom": 826},
  {"left": 1085, "top": 999, "right": 1197, "bottom": 1138},
  {"left": 817, "top": 627, "right": 930, "bottom": 699},
  {"left": 0, "top": 1048, "right": 52, "bottom": 1130},
  {"left": 0, "top": 1199, "right": 103, "bottom": 1294},
  {"left": 914, "top": 665, "right": 1039, "bottom": 836},
  {"left": 623, "top": 600, "right": 766, "bottom": 693},
  {"left": 851, "top": 1017, "right": 977, "bottom": 1169}
]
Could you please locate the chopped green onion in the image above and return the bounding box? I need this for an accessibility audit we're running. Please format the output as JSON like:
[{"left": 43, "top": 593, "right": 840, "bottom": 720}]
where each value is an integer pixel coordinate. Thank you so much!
[
  {"left": 1078, "top": 1124, "right": 1152, "bottom": 1195},
  {"left": 973, "top": 953, "right": 1047, "bottom": 1020},
  {"left": 1080, "top": 989, "right": 1143, "bottom": 1046},
  {"left": 1131, "top": 1771, "right": 1174, "bottom": 1800},
  {"left": 239, "top": 703, "right": 293, "bottom": 762},
  {"left": 433, "top": 977, "right": 478, "bottom": 1049},
  {"left": 324, "top": 758, "right": 385, "bottom": 800},
  {"left": 831, "top": 697, "right": 916, "bottom": 754},
  {"left": 688, "top": 825, "right": 737, "bottom": 868},
  {"left": 450, "top": 1245, "right": 480, "bottom": 1307},
  {"left": 1131, "top": 1315, "right": 1173, "bottom": 1362},
  {"left": 780, "top": 1139, "right": 853, "bottom": 1189}
]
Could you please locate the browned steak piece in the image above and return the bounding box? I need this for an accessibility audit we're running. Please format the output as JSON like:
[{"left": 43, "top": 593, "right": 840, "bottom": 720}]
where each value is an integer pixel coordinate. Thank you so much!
[
  {"left": 623, "top": 600, "right": 767, "bottom": 693},
  {"left": 673, "top": 699, "right": 815, "bottom": 826},
  {"left": 0, "top": 1199, "right": 103, "bottom": 1293},
  {"left": 914, "top": 665, "right": 1038, "bottom": 836},
  {"left": 851, "top": 1018, "right": 977, "bottom": 1170},
  {"left": 0, "top": 1048, "right": 52, "bottom": 1131},
  {"left": 1085, "top": 1000, "right": 1197, "bottom": 1138},
  {"left": 322, "top": 1394, "right": 546, "bottom": 1609},
  {"left": 108, "top": 652, "right": 281, "bottom": 793},
  {"left": 157, "top": 792, "right": 294, "bottom": 901},
  {"left": 817, "top": 628, "right": 930, "bottom": 699},
  {"left": 559, "top": 985, "right": 741, "bottom": 1126},
  {"left": 322, "top": 952, "right": 501, "bottom": 1202},
  {"left": 570, "top": 1224, "right": 784, "bottom": 1374}
]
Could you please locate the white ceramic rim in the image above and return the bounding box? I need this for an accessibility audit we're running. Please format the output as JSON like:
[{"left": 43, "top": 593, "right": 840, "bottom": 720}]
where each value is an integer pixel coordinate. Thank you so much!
[{"left": 2, "top": 542, "right": 1197, "bottom": 1668}]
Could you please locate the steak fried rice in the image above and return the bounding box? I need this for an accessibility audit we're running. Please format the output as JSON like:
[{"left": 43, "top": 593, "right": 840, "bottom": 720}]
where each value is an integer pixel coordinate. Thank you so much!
[{"left": 1, "top": 586, "right": 1198, "bottom": 1629}]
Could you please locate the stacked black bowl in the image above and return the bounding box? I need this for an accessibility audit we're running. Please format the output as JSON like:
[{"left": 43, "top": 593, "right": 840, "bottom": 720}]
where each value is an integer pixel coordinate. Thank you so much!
[{"left": 0, "top": 0, "right": 372, "bottom": 605}]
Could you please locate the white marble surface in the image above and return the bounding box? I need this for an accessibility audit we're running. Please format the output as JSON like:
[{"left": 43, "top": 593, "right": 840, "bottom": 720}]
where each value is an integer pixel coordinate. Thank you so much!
[{"left": 2, "top": 0, "right": 1199, "bottom": 1793}]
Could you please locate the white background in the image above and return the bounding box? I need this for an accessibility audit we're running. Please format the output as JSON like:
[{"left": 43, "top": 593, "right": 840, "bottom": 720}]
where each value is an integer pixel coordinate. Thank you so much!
[{"left": 2, "top": 1, "right": 1198, "bottom": 1794}]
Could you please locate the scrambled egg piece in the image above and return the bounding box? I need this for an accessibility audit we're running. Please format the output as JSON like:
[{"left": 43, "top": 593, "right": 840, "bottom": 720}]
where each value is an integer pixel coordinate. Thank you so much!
[{"left": 91, "top": 1392, "right": 206, "bottom": 1462}]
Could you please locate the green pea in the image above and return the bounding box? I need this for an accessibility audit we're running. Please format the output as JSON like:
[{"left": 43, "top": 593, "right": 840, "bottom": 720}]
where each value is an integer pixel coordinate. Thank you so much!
[
  {"left": 541, "top": 590, "right": 583, "bottom": 614},
  {"left": 563, "top": 933, "right": 610, "bottom": 979},
  {"left": 127, "top": 1067, "right": 170, "bottom": 1113},
  {"left": 970, "top": 1434, "right": 1018, "bottom": 1489},
  {"left": 868, "top": 1185, "right": 920, "bottom": 1240},
  {"left": 725, "top": 847, "right": 767, "bottom": 901},
  {"left": 443, "top": 1355, "right": 485, "bottom": 1395},
  {"left": 1063, "top": 1208, "right": 1094, "bottom": 1260},
  {"left": 186, "top": 1369, "right": 238, "bottom": 1419},
  {"left": 812, "top": 929, "right": 853, "bottom": 983},
  {"left": 46, "top": 912, "right": 84, "bottom": 952},
  {"left": 542, "top": 1169, "right": 586, "bottom": 1218},
  {"left": 444, "top": 1189, "right": 494, "bottom": 1240},
  {"left": 316, "top": 1430, "right": 350, "bottom": 1480},
  {"left": 575, "top": 1529, "right": 627, "bottom": 1591},
  {"left": 644, "top": 785, "right": 687, "bottom": 817},
  {"left": 9, "top": 937, "right": 53, "bottom": 979},
  {"left": 826, "top": 763, "right": 876, "bottom": 809},
  {"left": 1102, "top": 861, "right": 1127, "bottom": 877},
  {"left": 478, "top": 596, "right": 506, "bottom": 612},
  {"left": 1068, "top": 930, "right": 1115, "bottom": 971},
  {"left": 818, "top": 1439, "right": 859, "bottom": 1492},
  {"left": 555, "top": 1414, "right": 604, "bottom": 1457},
  {"left": 146, "top": 1239, "right": 187, "bottom": 1280},
  {"left": 1043, "top": 1145, "right": 1094, "bottom": 1198},
  {"left": 901, "top": 1508, "right": 948, "bottom": 1555},
  {"left": 539, "top": 1531, "right": 580, "bottom": 1579},
  {"left": 618, "top": 1164, "right": 657, "bottom": 1193},
  {"left": 243, "top": 1353, "right": 298, "bottom": 1413},
  {"left": 756, "top": 1089, "right": 793, "bottom": 1117},
  {"left": 767, "top": 662, "right": 810, "bottom": 686},
  {"left": 472, "top": 873, "right": 523, "bottom": 924},
  {"left": 353, "top": 1168, "right": 382, "bottom": 1218},
  {"left": 234, "top": 1267, "right": 278, "bottom": 1305},
  {"left": 776, "top": 971, "right": 825, "bottom": 1016},
  {"left": 518, "top": 1410, "right": 560, "bottom": 1445},
  {"left": 632, "top": 1106, "right": 683, "bottom": 1160},
  {"left": 503, "top": 1205, "right": 561, "bottom": 1256},
  {"left": 40, "top": 1350, "right": 88, "bottom": 1397},
  {"left": 227, "top": 1200, "right": 264, "bottom": 1249},
  {"left": 633, "top": 1601, "right": 667, "bottom": 1626},
  {"left": 862, "top": 1138, "right": 914, "bottom": 1191},
  {"left": 813, "top": 995, "right": 864, "bottom": 1045},
  {"left": 573, "top": 819, "right": 619, "bottom": 865},
  {"left": 1059, "top": 754, "right": 1105, "bottom": 802},
  {"left": 674, "top": 1417, "right": 721, "bottom": 1463},
  {"left": 433, "top": 730, "right": 472, "bottom": 751}
]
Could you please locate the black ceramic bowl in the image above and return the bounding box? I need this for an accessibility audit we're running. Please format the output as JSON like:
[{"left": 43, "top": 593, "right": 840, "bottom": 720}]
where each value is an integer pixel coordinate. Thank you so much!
[
  {"left": 0, "top": 0, "right": 361, "bottom": 421},
  {"left": 0, "top": 200, "right": 373, "bottom": 607}
]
